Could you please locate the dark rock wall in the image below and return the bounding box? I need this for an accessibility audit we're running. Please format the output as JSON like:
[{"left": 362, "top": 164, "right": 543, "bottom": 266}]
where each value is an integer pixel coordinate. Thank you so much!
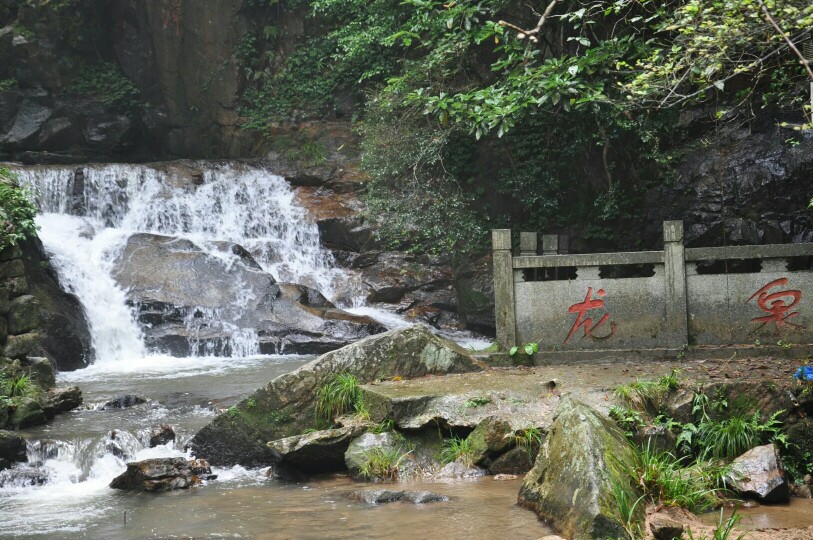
[{"left": 0, "top": 240, "right": 92, "bottom": 371}]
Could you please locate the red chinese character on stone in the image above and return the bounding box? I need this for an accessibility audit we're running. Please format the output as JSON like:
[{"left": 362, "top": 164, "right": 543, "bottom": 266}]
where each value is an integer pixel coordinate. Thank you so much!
[
  {"left": 747, "top": 278, "right": 804, "bottom": 333},
  {"left": 564, "top": 287, "right": 617, "bottom": 344}
]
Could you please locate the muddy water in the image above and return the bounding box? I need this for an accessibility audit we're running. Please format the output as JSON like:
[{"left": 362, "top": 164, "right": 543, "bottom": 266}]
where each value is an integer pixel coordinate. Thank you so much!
[
  {"left": 0, "top": 355, "right": 550, "bottom": 539},
  {"left": 700, "top": 499, "right": 813, "bottom": 530}
]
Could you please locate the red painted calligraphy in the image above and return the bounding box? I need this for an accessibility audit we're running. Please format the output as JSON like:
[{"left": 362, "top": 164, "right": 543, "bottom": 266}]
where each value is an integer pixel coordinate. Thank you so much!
[
  {"left": 746, "top": 277, "right": 804, "bottom": 333},
  {"left": 564, "top": 288, "right": 617, "bottom": 344}
]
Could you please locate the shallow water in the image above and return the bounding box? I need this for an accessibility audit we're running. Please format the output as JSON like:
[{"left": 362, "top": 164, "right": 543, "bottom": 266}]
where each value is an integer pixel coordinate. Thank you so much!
[
  {"left": 700, "top": 499, "right": 813, "bottom": 530},
  {"left": 0, "top": 355, "right": 549, "bottom": 539}
]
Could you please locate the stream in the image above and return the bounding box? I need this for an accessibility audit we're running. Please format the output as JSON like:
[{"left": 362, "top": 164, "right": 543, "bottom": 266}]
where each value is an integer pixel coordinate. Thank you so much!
[{"left": 1, "top": 354, "right": 547, "bottom": 539}]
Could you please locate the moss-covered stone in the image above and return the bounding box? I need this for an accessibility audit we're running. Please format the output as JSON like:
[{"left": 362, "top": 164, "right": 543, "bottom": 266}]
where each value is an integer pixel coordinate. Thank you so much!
[
  {"left": 518, "top": 396, "right": 638, "bottom": 540},
  {"left": 3, "top": 331, "right": 41, "bottom": 359},
  {"left": 6, "top": 276, "right": 28, "bottom": 298},
  {"left": 0, "top": 429, "right": 26, "bottom": 462},
  {"left": 8, "top": 294, "right": 40, "bottom": 335},
  {"left": 0, "top": 259, "right": 25, "bottom": 280},
  {"left": 466, "top": 416, "right": 513, "bottom": 465},
  {"left": 9, "top": 397, "right": 46, "bottom": 429}
]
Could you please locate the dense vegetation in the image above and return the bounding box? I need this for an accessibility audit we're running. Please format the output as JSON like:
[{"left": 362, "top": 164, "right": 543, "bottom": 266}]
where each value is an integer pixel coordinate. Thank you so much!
[
  {"left": 239, "top": 0, "right": 813, "bottom": 257},
  {"left": 0, "top": 168, "right": 38, "bottom": 251}
]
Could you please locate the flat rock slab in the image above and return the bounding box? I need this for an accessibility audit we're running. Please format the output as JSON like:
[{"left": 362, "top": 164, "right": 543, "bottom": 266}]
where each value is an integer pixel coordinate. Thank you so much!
[
  {"left": 268, "top": 425, "right": 368, "bottom": 473},
  {"left": 361, "top": 369, "right": 611, "bottom": 431},
  {"left": 344, "top": 489, "right": 449, "bottom": 505}
]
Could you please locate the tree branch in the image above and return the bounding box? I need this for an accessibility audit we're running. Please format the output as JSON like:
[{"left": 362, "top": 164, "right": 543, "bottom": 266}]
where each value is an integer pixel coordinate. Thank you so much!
[
  {"left": 757, "top": 0, "right": 813, "bottom": 81},
  {"left": 498, "top": 0, "right": 559, "bottom": 43}
]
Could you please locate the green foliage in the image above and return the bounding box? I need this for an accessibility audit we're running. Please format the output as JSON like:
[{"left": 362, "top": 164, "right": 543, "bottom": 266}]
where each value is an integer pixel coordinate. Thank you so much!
[
  {"left": 610, "top": 475, "right": 646, "bottom": 540},
  {"left": 0, "top": 78, "right": 16, "bottom": 92},
  {"left": 624, "top": 440, "right": 722, "bottom": 512},
  {"left": 369, "top": 419, "right": 395, "bottom": 434},
  {"left": 513, "top": 427, "right": 543, "bottom": 455},
  {"left": 463, "top": 396, "right": 492, "bottom": 408},
  {"left": 0, "top": 373, "right": 33, "bottom": 399},
  {"left": 315, "top": 373, "right": 362, "bottom": 424},
  {"left": 68, "top": 63, "right": 140, "bottom": 113},
  {"left": 609, "top": 405, "right": 644, "bottom": 438},
  {"left": 696, "top": 410, "right": 784, "bottom": 460},
  {"left": 0, "top": 168, "right": 39, "bottom": 251},
  {"left": 440, "top": 436, "right": 477, "bottom": 467},
  {"left": 684, "top": 510, "right": 745, "bottom": 540},
  {"left": 509, "top": 342, "right": 539, "bottom": 357},
  {"left": 358, "top": 446, "right": 411, "bottom": 480}
]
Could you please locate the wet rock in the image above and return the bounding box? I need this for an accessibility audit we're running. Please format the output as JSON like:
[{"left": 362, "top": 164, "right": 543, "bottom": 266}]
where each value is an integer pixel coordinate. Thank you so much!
[
  {"left": 518, "top": 396, "right": 638, "bottom": 540},
  {"left": 100, "top": 395, "right": 147, "bottom": 410},
  {"left": 727, "top": 444, "right": 789, "bottom": 503},
  {"left": 0, "top": 466, "right": 48, "bottom": 488},
  {"left": 188, "top": 458, "right": 217, "bottom": 481},
  {"left": 492, "top": 473, "right": 518, "bottom": 480},
  {"left": 23, "top": 357, "right": 55, "bottom": 389},
  {"left": 267, "top": 424, "right": 368, "bottom": 473},
  {"left": 432, "top": 460, "right": 488, "bottom": 479},
  {"left": 9, "top": 397, "right": 46, "bottom": 429},
  {"left": 488, "top": 447, "right": 534, "bottom": 475},
  {"left": 649, "top": 514, "right": 685, "bottom": 540},
  {"left": 109, "top": 457, "right": 204, "bottom": 492},
  {"left": 190, "top": 325, "right": 484, "bottom": 466},
  {"left": 112, "top": 233, "right": 383, "bottom": 356},
  {"left": 148, "top": 424, "right": 176, "bottom": 448},
  {"left": 466, "top": 416, "right": 513, "bottom": 465},
  {"left": 632, "top": 424, "right": 676, "bottom": 453},
  {"left": 344, "top": 432, "right": 401, "bottom": 480},
  {"left": 7, "top": 294, "right": 40, "bottom": 334},
  {"left": 267, "top": 462, "right": 310, "bottom": 483},
  {"left": 791, "top": 484, "right": 812, "bottom": 499},
  {"left": 0, "top": 430, "right": 27, "bottom": 463},
  {"left": 344, "top": 489, "right": 449, "bottom": 505},
  {"left": 0, "top": 100, "right": 51, "bottom": 146},
  {"left": 3, "top": 331, "right": 42, "bottom": 359},
  {"left": 42, "top": 386, "right": 82, "bottom": 419}
]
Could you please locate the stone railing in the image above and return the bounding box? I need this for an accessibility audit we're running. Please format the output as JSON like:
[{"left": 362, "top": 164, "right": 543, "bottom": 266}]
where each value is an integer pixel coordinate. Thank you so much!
[{"left": 492, "top": 221, "right": 813, "bottom": 352}]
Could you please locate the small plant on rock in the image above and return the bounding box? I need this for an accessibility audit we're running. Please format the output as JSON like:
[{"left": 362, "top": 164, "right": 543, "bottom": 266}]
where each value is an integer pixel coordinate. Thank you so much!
[
  {"left": 513, "top": 427, "right": 543, "bottom": 455},
  {"left": 440, "top": 436, "right": 477, "bottom": 467},
  {"left": 358, "top": 446, "right": 411, "bottom": 481},
  {"left": 1, "top": 374, "right": 32, "bottom": 399},
  {"left": 315, "top": 373, "right": 361, "bottom": 425}
]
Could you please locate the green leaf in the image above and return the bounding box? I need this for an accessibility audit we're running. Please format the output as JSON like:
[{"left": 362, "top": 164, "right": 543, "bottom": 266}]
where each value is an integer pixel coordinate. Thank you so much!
[{"left": 509, "top": 346, "right": 519, "bottom": 356}]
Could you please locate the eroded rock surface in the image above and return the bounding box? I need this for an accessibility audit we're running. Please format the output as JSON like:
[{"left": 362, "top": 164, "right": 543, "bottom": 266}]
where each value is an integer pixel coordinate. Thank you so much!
[
  {"left": 518, "top": 396, "right": 638, "bottom": 540},
  {"left": 109, "top": 457, "right": 213, "bottom": 492},
  {"left": 189, "top": 326, "right": 484, "bottom": 466}
]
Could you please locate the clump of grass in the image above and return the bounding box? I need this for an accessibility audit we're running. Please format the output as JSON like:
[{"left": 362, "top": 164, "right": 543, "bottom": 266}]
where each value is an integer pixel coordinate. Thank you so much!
[
  {"left": 463, "top": 396, "right": 491, "bottom": 408},
  {"left": 440, "top": 436, "right": 477, "bottom": 467},
  {"left": 610, "top": 476, "right": 645, "bottom": 540},
  {"left": 315, "top": 373, "right": 361, "bottom": 425},
  {"left": 1, "top": 374, "right": 33, "bottom": 399},
  {"left": 696, "top": 410, "right": 783, "bottom": 460},
  {"left": 513, "top": 427, "right": 543, "bottom": 455},
  {"left": 624, "top": 440, "right": 721, "bottom": 513},
  {"left": 614, "top": 370, "right": 682, "bottom": 412},
  {"left": 369, "top": 419, "right": 395, "bottom": 434},
  {"left": 358, "top": 446, "right": 411, "bottom": 481}
]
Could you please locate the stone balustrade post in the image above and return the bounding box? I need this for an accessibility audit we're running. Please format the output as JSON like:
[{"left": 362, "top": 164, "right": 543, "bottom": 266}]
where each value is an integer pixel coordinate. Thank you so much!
[
  {"left": 492, "top": 229, "right": 517, "bottom": 350},
  {"left": 663, "top": 220, "right": 689, "bottom": 348}
]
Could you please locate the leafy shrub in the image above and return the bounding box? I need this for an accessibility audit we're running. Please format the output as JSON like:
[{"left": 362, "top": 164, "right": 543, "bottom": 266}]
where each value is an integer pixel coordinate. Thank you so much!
[
  {"left": 68, "top": 63, "right": 140, "bottom": 112},
  {"left": 0, "top": 168, "right": 38, "bottom": 250}
]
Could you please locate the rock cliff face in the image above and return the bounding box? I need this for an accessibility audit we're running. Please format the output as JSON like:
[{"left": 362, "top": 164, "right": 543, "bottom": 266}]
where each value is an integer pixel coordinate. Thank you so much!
[{"left": 0, "top": 240, "right": 92, "bottom": 371}]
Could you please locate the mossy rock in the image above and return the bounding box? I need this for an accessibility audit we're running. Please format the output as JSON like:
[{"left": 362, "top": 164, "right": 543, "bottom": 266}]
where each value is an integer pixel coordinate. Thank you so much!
[
  {"left": 9, "top": 397, "right": 46, "bottom": 429},
  {"left": 466, "top": 416, "right": 513, "bottom": 465},
  {"left": 190, "top": 326, "right": 485, "bottom": 466},
  {"left": 518, "top": 396, "right": 639, "bottom": 540}
]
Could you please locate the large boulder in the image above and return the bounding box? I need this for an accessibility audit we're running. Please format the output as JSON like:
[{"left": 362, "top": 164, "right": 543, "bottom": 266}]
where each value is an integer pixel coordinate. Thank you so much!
[
  {"left": 466, "top": 416, "right": 514, "bottom": 465},
  {"left": 726, "top": 444, "right": 789, "bottom": 503},
  {"left": 112, "top": 233, "right": 384, "bottom": 355},
  {"left": 518, "top": 396, "right": 638, "bottom": 540},
  {"left": 109, "top": 457, "right": 212, "bottom": 492},
  {"left": 0, "top": 430, "right": 27, "bottom": 465},
  {"left": 189, "top": 325, "right": 484, "bottom": 466}
]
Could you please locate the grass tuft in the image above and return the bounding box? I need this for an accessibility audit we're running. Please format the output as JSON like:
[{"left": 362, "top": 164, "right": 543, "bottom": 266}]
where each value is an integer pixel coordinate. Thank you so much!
[
  {"left": 315, "top": 373, "right": 361, "bottom": 425},
  {"left": 440, "top": 436, "right": 477, "bottom": 467}
]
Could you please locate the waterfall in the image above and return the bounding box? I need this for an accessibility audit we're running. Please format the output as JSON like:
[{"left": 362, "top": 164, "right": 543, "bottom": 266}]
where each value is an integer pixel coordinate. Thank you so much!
[{"left": 13, "top": 162, "right": 359, "bottom": 363}]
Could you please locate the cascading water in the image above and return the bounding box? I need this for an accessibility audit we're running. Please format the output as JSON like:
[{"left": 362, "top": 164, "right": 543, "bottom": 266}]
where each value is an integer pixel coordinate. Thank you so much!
[{"left": 13, "top": 162, "right": 362, "bottom": 363}]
